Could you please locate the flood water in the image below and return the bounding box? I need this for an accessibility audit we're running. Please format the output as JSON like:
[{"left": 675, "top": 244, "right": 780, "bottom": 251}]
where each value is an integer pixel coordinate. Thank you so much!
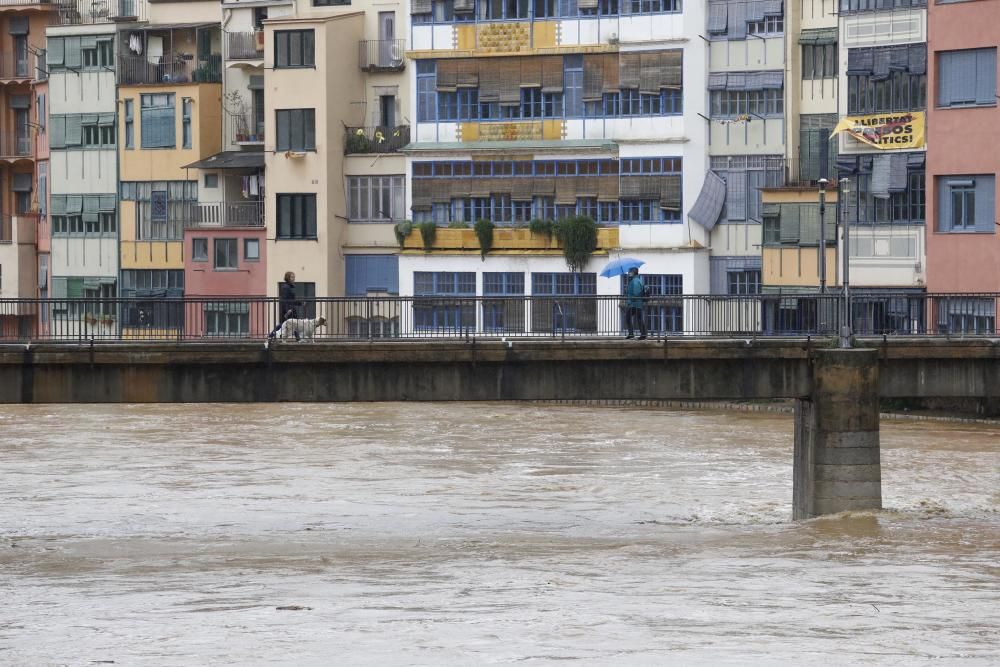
[{"left": 1, "top": 403, "right": 998, "bottom": 665}]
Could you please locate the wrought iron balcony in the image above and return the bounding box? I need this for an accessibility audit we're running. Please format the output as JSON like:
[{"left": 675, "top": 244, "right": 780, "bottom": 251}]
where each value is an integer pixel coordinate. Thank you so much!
[
  {"left": 359, "top": 39, "right": 405, "bottom": 72},
  {"left": 344, "top": 125, "right": 410, "bottom": 155}
]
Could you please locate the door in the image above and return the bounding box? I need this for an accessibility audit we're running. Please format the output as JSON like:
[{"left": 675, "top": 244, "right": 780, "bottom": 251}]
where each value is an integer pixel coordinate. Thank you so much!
[
  {"left": 378, "top": 12, "right": 395, "bottom": 67},
  {"left": 380, "top": 95, "right": 395, "bottom": 129}
]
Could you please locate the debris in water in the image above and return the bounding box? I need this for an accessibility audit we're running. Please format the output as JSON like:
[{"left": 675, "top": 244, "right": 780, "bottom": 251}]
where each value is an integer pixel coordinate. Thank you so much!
[{"left": 276, "top": 605, "right": 312, "bottom": 611}]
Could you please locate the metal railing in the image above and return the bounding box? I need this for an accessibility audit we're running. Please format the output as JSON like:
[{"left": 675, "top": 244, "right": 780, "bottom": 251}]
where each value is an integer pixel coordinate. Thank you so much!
[
  {"left": 1, "top": 293, "right": 997, "bottom": 343},
  {"left": 0, "top": 133, "right": 33, "bottom": 158},
  {"left": 344, "top": 125, "right": 410, "bottom": 155},
  {"left": 359, "top": 39, "right": 405, "bottom": 71},
  {"left": 118, "top": 53, "right": 221, "bottom": 85},
  {"left": 185, "top": 201, "right": 264, "bottom": 228},
  {"left": 55, "top": 0, "right": 147, "bottom": 25},
  {"left": 225, "top": 30, "right": 264, "bottom": 60},
  {"left": 226, "top": 108, "right": 264, "bottom": 145},
  {"left": 0, "top": 52, "right": 37, "bottom": 81}
]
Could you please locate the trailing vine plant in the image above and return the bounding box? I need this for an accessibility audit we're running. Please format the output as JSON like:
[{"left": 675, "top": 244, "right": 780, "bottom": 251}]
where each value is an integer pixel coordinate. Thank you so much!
[
  {"left": 418, "top": 221, "right": 437, "bottom": 250},
  {"left": 393, "top": 220, "right": 413, "bottom": 248},
  {"left": 528, "top": 218, "right": 554, "bottom": 242},
  {"left": 554, "top": 215, "right": 598, "bottom": 272},
  {"left": 474, "top": 219, "right": 494, "bottom": 260}
]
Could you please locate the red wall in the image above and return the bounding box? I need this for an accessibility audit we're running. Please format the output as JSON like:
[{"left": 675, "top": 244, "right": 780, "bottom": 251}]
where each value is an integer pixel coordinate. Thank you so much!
[{"left": 926, "top": 0, "right": 1000, "bottom": 292}]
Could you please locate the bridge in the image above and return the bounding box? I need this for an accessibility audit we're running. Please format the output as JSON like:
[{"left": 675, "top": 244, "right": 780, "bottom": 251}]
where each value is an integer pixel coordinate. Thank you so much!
[{"left": 2, "top": 335, "right": 997, "bottom": 520}]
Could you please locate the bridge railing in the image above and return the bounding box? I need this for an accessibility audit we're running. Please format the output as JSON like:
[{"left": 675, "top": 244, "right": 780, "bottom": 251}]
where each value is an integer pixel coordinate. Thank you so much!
[{"left": 0, "top": 293, "right": 997, "bottom": 342}]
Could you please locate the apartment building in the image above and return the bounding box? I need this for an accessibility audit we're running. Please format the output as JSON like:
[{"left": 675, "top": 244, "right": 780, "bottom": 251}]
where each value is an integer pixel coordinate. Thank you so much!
[
  {"left": 116, "top": 0, "right": 222, "bottom": 336},
  {"left": 248, "top": 0, "right": 407, "bottom": 331},
  {"left": 0, "top": 0, "right": 54, "bottom": 337},
  {"left": 401, "top": 0, "right": 710, "bottom": 334},
  {"left": 925, "top": 0, "right": 998, "bottom": 333}
]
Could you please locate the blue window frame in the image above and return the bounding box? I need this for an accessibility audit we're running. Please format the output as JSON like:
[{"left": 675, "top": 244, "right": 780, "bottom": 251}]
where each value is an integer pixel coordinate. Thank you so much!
[
  {"left": 417, "top": 61, "right": 436, "bottom": 122},
  {"left": 483, "top": 271, "right": 526, "bottom": 332},
  {"left": 531, "top": 272, "right": 597, "bottom": 333},
  {"left": 521, "top": 87, "right": 542, "bottom": 118},
  {"left": 414, "top": 271, "right": 476, "bottom": 331},
  {"left": 412, "top": 0, "right": 680, "bottom": 22}
]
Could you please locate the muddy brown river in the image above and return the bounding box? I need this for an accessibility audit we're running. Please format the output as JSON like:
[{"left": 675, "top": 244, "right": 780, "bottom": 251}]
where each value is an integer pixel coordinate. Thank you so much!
[{"left": 1, "top": 403, "right": 998, "bottom": 665}]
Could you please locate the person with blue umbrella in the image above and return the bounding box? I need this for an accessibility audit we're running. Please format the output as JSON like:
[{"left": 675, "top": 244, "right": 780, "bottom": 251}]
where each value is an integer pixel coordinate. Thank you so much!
[{"left": 623, "top": 266, "right": 648, "bottom": 340}]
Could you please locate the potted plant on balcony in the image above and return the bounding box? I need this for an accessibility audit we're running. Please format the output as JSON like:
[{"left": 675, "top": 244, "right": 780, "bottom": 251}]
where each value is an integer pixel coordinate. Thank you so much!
[{"left": 225, "top": 90, "right": 251, "bottom": 143}]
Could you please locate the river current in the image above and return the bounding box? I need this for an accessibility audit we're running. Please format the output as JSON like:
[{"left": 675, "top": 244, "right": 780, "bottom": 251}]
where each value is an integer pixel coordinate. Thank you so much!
[{"left": 1, "top": 403, "right": 998, "bottom": 665}]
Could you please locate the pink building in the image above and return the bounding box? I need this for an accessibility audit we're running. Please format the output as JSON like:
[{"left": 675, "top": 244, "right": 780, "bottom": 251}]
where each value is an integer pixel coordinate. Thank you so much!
[
  {"left": 926, "top": 0, "right": 1000, "bottom": 332},
  {"left": 182, "top": 153, "right": 267, "bottom": 337}
]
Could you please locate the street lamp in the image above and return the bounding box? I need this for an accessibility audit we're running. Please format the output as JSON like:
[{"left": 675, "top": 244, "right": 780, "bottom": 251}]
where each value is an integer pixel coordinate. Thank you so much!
[
  {"left": 818, "top": 178, "right": 828, "bottom": 294},
  {"left": 839, "top": 176, "right": 851, "bottom": 349}
]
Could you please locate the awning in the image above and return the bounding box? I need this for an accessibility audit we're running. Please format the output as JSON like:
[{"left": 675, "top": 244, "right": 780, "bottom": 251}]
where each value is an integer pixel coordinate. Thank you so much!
[
  {"left": 688, "top": 171, "right": 726, "bottom": 231},
  {"left": 184, "top": 151, "right": 265, "bottom": 170},
  {"left": 799, "top": 28, "right": 837, "bottom": 45}
]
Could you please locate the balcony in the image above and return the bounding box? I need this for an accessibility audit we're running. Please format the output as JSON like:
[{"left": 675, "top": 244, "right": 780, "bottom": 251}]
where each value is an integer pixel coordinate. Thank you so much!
[
  {"left": 225, "top": 30, "right": 264, "bottom": 62},
  {"left": 344, "top": 125, "right": 410, "bottom": 155},
  {"left": 118, "top": 53, "right": 221, "bottom": 85},
  {"left": 0, "top": 52, "right": 39, "bottom": 82},
  {"left": 226, "top": 109, "right": 264, "bottom": 147},
  {"left": 55, "top": 0, "right": 147, "bottom": 25},
  {"left": 0, "top": 133, "right": 33, "bottom": 159},
  {"left": 359, "top": 39, "right": 405, "bottom": 72},
  {"left": 185, "top": 201, "right": 264, "bottom": 229}
]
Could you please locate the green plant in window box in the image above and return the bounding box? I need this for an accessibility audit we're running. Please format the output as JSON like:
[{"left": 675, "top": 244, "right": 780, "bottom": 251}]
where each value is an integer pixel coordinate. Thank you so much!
[
  {"left": 554, "top": 215, "right": 598, "bottom": 273},
  {"left": 447, "top": 220, "right": 469, "bottom": 229},
  {"left": 474, "top": 219, "right": 494, "bottom": 260},
  {"left": 418, "top": 221, "right": 437, "bottom": 250},
  {"left": 528, "top": 218, "right": 554, "bottom": 241},
  {"left": 393, "top": 220, "right": 412, "bottom": 248}
]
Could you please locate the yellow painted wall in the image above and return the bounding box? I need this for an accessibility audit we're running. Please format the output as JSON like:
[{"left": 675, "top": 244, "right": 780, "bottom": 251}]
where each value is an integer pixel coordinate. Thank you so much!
[
  {"left": 119, "top": 83, "right": 222, "bottom": 182},
  {"left": 763, "top": 247, "right": 837, "bottom": 287}
]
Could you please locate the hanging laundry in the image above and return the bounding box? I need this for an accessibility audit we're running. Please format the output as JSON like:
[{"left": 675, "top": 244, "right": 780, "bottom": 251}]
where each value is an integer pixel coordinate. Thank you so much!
[
  {"left": 241, "top": 176, "right": 250, "bottom": 199},
  {"left": 248, "top": 175, "right": 258, "bottom": 197}
]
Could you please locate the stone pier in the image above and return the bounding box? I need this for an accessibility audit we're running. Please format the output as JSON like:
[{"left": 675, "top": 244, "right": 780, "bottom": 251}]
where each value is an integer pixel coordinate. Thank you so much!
[{"left": 793, "top": 349, "right": 882, "bottom": 520}]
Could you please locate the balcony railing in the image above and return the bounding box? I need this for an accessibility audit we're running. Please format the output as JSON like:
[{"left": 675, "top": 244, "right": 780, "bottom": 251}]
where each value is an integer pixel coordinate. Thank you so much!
[
  {"left": 359, "top": 39, "right": 405, "bottom": 72},
  {"left": 185, "top": 201, "right": 264, "bottom": 228},
  {"left": 0, "top": 133, "right": 33, "bottom": 158},
  {"left": 55, "top": 0, "right": 147, "bottom": 25},
  {"left": 226, "top": 109, "right": 264, "bottom": 146},
  {"left": 0, "top": 52, "right": 38, "bottom": 81},
  {"left": 344, "top": 125, "right": 410, "bottom": 155},
  {"left": 118, "top": 53, "right": 222, "bottom": 85},
  {"left": 226, "top": 30, "right": 264, "bottom": 61}
]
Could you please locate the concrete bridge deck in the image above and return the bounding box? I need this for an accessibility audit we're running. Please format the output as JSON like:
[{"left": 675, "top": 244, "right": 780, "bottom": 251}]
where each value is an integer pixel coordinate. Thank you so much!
[{"left": 3, "top": 337, "right": 997, "bottom": 520}]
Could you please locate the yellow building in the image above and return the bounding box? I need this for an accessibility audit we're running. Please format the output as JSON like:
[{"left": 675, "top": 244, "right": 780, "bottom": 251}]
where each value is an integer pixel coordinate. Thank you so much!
[{"left": 117, "top": 23, "right": 222, "bottom": 293}]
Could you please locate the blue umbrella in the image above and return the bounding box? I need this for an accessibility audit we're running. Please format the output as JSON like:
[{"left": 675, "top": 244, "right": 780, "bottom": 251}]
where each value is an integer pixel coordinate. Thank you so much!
[{"left": 600, "top": 257, "right": 645, "bottom": 278}]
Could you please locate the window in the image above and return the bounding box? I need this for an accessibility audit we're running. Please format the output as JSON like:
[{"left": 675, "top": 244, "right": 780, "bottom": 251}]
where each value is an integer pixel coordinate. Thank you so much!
[
  {"left": 182, "top": 98, "right": 192, "bottom": 149},
  {"left": 192, "top": 237, "right": 208, "bottom": 261},
  {"left": 414, "top": 271, "right": 476, "bottom": 331},
  {"left": 839, "top": 0, "right": 925, "bottom": 11},
  {"left": 313, "top": 0, "right": 350, "bottom": 5},
  {"left": 483, "top": 272, "right": 525, "bottom": 332},
  {"left": 140, "top": 93, "right": 175, "bottom": 149},
  {"left": 727, "top": 270, "right": 761, "bottom": 295},
  {"left": 214, "top": 238, "right": 238, "bottom": 269},
  {"left": 126, "top": 181, "right": 198, "bottom": 241},
  {"left": 417, "top": 61, "right": 436, "bottom": 122},
  {"left": 843, "top": 168, "right": 926, "bottom": 225},
  {"left": 348, "top": 175, "right": 405, "bottom": 222},
  {"left": 938, "top": 298, "right": 995, "bottom": 335},
  {"left": 531, "top": 272, "right": 597, "bottom": 333},
  {"left": 275, "top": 30, "right": 315, "bottom": 68},
  {"left": 204, "top": 173, "right": 218, "bottom": 188},
  {"left": 846, "top": 45, "right": 927, "bottom": 114},
  {"left": 276, "top": 193, "right": 317, "bottom": 239},
  {"left": 124, "top": 99, "right": 134, "bottom": 149},
  {"left": 711, "top": 155, "right": 785, "bottom": 222},
  {"left": 803, "top": 43, "right": 838, "bottom": 80},
  {"left": 710, "top": 89, "right": 784, "bottom": 118},
  {"left": 747, "top": 14, "right": 783, "bottom": 36},
  {"left": 937, "top": 48, "right": 997, "bottom": 108},
  {"left": 937, "top": 175, "right": 995, "bottom": 233},
  {"left": 275, "top": 108, "right": 315, "bottom": 151},
  {"left": 345, "top": 255, "right": 399, "bottom": 295},
  {"left": 205, "top": 303, "right": 250, "bottom": 337},
  {"left": 83, "top": 119, "right": 115, "bottom": 148},
  {"left": 244, "top": 238, "right": 260, "bottom": 261}
]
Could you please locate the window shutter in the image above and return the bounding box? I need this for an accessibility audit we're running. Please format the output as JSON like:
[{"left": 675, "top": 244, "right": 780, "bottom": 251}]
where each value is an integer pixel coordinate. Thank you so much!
[
  {"left": 275, "top": 33, "right": 288, "bottom": 68},
  {"left": 937, "top": 177, "right": 953, "bottom": 232},
  {"left": 305, "top": 194, "right": 317, "bottom": 236},
  {"left": 64, "top": 36, "right": 81, "bottom": 68},
  {"left": 304, "top": 31, "right": 315, "bottom": 67},
  {"left": 726, "top": 172, "right": 747, "bottom": 221},
  {"left": 51, "top": 276, "right": 68, "bottom": 299},
  {"left": 278, "top": 195, "right": 291, "bottom": 237},
  {"left": 975, "top": 175, "right": 995, "bottom": 233},
  {"left": 67, "top": 277, "right": 84, "bottom": 299},
  {"left": 48, "top": 38, "right": 65, "bottom": 67},
  {"left": 975, "top": 48, "right": 997, "bottom": 106},
  {"left": 276, "top": 110, "right": 289, "bottom": 151},
  {"left": 49, "top": 115, "right": 65, "bottom": 149},
  {"left": 304, "top": 109, "right": 315, "bottom": 150},
  {"left": 65, "top": 115, "right": 82, "bottom": 146}
]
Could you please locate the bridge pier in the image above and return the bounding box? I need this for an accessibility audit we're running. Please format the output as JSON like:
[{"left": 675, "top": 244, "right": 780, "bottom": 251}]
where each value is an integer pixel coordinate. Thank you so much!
[{"left": 794, "top": 349, "right": 882, "bottom": 520}]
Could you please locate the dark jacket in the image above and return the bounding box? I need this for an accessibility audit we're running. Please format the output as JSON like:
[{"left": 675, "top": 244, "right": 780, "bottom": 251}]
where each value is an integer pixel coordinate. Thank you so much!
[
  {"left": 626, "top": 275, "right": 645, "bottom": 308},
  {"left": 278, "top": 282, "right": 298, "bottom": 318}
]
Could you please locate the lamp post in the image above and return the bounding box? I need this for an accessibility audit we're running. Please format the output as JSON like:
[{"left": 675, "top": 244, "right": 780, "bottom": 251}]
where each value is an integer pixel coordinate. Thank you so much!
[
  {"left": 839, "top": 176, "right": 851, "bottom": 349},
  {"left": 818, "top": 178, "right": 828, "bottom": 294}
]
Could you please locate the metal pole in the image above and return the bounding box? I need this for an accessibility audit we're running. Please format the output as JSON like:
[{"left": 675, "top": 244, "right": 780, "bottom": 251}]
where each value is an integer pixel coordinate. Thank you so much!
[
  {"left": 839, "top": 177, "right": 851, "bottom": 348},
  {"left": 818, "top": 178, "right": 828, "bottom": 294}
]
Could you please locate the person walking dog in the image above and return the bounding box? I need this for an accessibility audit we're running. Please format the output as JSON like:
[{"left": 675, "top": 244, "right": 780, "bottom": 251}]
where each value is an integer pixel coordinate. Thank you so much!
[
  {"left": 268, "top": 271, "right": 301, "bottom": 340},
  {"left": 625, "top": 267, "right": 647, "bottom": 340}
]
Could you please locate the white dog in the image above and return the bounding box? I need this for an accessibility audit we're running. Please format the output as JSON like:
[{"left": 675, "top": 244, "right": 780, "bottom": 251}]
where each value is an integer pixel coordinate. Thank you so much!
[{"left": 277, "top": 316, "right": 327, "bottom": 341}]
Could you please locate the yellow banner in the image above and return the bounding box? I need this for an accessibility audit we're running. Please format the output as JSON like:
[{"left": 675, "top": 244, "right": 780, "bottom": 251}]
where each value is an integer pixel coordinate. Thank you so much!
[{"left": 830, "top": 111, "right": 925, "bottom": 150}]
